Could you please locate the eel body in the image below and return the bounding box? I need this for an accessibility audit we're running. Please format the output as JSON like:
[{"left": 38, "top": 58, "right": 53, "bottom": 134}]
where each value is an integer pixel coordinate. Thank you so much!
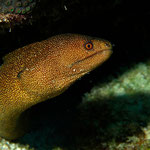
[{"left": 0, "top": 34, "right": 112, "bottom": 140}]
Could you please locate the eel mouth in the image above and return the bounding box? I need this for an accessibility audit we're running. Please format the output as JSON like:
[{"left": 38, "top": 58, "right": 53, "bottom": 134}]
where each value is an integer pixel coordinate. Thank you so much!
[
  {"left": 69, "top": 48, "right": 112, "bottom": 68},
  {"left": 65, "top": 48, "right": 112, "bottom": 79}
]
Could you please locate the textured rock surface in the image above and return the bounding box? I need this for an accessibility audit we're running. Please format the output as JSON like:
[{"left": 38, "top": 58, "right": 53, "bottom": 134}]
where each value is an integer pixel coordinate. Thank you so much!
[
  {"left": 77, "top": 62, "right": 150, "bottom": 149},
  {"left": 0, "top": 139, "right": 34, "bottom": 150}
]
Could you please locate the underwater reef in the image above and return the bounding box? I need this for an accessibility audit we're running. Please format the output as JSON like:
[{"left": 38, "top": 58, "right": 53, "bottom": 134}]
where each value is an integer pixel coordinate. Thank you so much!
[
  {"left": 0, "top": 0, "right": 150, "bottom": 149},
  {"left": 0, "top": 0, "right": 37, "bottom": 24}
]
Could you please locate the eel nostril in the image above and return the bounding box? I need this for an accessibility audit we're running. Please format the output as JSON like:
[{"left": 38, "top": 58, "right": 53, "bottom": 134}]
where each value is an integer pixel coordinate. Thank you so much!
[{"left": 104, "top": 42, "right": 111, "bottom": 48}]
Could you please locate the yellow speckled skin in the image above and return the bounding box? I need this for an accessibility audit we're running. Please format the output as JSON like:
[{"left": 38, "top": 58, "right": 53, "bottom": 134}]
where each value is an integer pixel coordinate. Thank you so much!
[{"left": 0, "top": 34, "right": 112, "bottom": 140}]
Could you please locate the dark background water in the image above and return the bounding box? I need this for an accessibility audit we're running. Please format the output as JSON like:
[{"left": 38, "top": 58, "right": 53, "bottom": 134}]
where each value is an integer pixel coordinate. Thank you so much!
[{"left": 0, "top": 0, "right": 149, "bottom": 70}]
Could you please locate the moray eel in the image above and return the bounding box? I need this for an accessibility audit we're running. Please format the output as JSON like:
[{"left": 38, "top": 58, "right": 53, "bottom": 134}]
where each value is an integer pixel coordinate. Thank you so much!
[{"left": 0, "top": 34, "right": 112, "bottom": 140}]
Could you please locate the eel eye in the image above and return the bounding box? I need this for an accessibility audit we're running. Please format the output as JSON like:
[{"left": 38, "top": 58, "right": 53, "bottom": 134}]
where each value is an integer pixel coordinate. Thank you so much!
[{"left": 84, "top": 41, "right": 93, "bottom": 50}]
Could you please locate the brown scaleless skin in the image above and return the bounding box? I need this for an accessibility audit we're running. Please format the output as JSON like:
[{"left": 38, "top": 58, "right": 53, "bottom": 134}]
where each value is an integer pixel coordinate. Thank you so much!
[{"left": 0, "top": 34, "right": 112, "bottom": 140}]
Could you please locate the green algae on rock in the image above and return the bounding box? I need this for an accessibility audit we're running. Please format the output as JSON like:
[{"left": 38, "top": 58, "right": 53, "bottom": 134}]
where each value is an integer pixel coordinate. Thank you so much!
[
  {"left": 84, "top": 63, "right": 150, "bottom": 100},
  {"left": 76, "top": 62, "right": 150, "bottom": 150}
]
